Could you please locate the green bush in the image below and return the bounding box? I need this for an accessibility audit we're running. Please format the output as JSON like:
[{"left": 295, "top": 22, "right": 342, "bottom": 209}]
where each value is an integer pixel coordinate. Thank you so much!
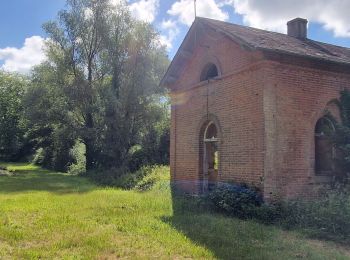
[
  {"left": 32, "top": 148, "right": 45, "bottom": 165},
  {"left": 135, "top": 165, "right": 169, "bottom": 191},
  {"left": 209, "top": 184, "right": 263, "bottom": 219},
  {"left": 208, "top": 184, "right": 350, "bottom": 242},
  {"left": 86, "top": 165, "right": 169, "bottom": 191},
  {"left": 280, "top": 190, "right": 350, "bottom": 241},
  {"left": 86, "top": 166, "right": 129, "bottom": 187},
  {"left": 68, "top": 141, "right": 86, "bottom": 175}
]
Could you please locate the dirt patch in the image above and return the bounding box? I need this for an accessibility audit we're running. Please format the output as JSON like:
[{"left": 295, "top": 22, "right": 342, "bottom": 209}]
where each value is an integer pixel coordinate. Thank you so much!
[{"left": 0, "top": 167, "right": 14, "bottom": 176}]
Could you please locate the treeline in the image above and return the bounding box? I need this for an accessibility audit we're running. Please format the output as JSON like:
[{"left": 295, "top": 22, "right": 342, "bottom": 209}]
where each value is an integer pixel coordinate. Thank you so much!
[{"left": 0, "top": 0, "right": 170, "bottom": 175}]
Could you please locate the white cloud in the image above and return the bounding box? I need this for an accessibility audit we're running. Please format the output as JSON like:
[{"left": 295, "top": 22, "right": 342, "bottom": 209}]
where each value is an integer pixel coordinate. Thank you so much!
[
  {"left": 0, "top": 36, "right": 46, "bottom": 74},
  {"left": 129, "top": 0, "right": 159, "bottom": 23},
  {"left": 159, "top": 19, "right": 180, "bottom": 50},
  {"left": 226, "top": 0, "right": 350, "bottom": 37},
  {"left": 168, "top": 0, "right": 229, "bottom": 26}
]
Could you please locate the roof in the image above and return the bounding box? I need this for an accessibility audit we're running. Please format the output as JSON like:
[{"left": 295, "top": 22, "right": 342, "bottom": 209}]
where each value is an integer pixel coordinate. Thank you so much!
[{"left": 161, "top": 17, "right": 350, "bottom": 87}]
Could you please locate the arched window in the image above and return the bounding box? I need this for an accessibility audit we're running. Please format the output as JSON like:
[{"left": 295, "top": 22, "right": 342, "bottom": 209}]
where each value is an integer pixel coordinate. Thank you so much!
[
  {"left": 315, "top": 116, "right": 335, "bottom": 175},
  {"left": 204, "top": 122, "right": 218, "bottom": 141},
  {"left": 199, "top": 121, "right": 219, "bottom": 192},
  {"left": 200, "top": 63, "right": 219, "bottom": 82}
]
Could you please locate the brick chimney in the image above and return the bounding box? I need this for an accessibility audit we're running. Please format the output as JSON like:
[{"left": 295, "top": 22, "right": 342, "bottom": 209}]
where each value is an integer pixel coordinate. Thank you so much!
[{"left": 287, "top": 18, "right": 308, "bottom": 39}]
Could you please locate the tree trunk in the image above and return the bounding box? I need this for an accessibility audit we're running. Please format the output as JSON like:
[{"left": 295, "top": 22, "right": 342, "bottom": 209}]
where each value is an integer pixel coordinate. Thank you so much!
[
  {"left": 85, "top": 58, "right": 95, "bottom": 171},
  {"left": 85, "top": 112, "right": 94, "bottom": 171}
]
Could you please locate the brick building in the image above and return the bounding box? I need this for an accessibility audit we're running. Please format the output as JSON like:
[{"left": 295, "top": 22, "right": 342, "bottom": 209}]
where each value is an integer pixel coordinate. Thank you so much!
[{"left": 161, "top": 17, "right": 350, "bottom": 200}]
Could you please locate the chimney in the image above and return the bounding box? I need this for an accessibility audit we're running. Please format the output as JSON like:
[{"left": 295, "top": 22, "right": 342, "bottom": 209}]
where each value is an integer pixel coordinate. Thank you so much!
[{"left": 287, "top": 18, "right": 308, "bottom": 39}]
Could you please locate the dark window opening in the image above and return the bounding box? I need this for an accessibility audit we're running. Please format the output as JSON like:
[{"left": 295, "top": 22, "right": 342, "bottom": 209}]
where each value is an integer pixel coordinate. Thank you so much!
[
  {"left": 200, "top": 63, "right": 219, "bottom": 82},
  {"left": 202, "top": 122, "right": 219, "bottom": 191},
  {"left": 315, "top": 116, "right": 335, "bottom": 175},
  {"left": 205, "top": 123, "right": 218, "bottom": 140}
]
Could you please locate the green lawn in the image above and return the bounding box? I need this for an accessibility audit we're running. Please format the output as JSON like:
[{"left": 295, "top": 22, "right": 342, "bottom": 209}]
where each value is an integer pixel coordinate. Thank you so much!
[{"left": 0, "top": 163, "right": 349, "bottom": 259}]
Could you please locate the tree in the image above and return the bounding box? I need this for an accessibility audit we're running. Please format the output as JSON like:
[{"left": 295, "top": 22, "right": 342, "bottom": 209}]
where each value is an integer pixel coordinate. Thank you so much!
[
  {"left": 0, "top": 71, "right": 28, "bottom": 161},
  {"left": 42, "top": 0, "right": 112, "bottom": 170},
  {"left": 24, "top": 62, "right": 77, "bottom": 171},
  {"left": 333, "top": 89, "right": 350, "bottom": 184},
  {"left": 28, "top": 0, "right": 169, "bottom": 172},
  {"left": 98, "top": 22, "right": 169, "bottom": 169}
]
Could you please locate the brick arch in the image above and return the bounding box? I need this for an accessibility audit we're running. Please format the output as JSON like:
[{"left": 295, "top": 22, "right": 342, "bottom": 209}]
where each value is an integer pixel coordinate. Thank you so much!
[
  {"left": 200, "top": 63, "right": 219, "bottom": 81},
  {"left": 197, "top": 55, "right": 222, "bottom": 83},
  {"left": 311, "top": 99, "right": 341, "bottom": 177},
  {"left": 325, "top": 99, "right": 342, "bottom": 123},
  {"left": 197, "top": 114, "right": 223, "bottom": 192},
  {"left": 312, "top": 99, "right": 341, "bottom": 128},
  {"left": 314, "top": 115, "right": 336, "bottom": 176},
  {"left": 197, "top": 114, "right": 223, "bottom": 143}
]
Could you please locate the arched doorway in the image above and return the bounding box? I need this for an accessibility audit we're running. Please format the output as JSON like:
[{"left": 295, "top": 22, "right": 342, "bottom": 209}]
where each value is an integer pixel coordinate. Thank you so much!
[
  {"left": 200, "top": 121, "right": 219, "bottom": 192},
  {"left": 315, "top": 116, "right": 335, "bottom": 175}
]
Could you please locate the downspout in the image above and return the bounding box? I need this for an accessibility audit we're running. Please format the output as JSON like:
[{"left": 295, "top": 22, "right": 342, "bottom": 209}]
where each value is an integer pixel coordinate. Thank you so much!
[{"left": 173, "top": 100, "right": 177, "bottom": 182}]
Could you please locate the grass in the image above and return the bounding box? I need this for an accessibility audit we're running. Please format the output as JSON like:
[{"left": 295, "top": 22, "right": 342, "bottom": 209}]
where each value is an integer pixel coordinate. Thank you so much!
[{"left": 0, "top": 163, "right": 349, "bottom": 259}]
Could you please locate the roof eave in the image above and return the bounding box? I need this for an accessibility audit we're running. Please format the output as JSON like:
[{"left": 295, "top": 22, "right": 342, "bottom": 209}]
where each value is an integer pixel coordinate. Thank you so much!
[
  {"left": 160, "top": 20, "right": 198, "bottom": 88},
  {"left": 259, "top": 47, "right": 350, "bottom": 69}
]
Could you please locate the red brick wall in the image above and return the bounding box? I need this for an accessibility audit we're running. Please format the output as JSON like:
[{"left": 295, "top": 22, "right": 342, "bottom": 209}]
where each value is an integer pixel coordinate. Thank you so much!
[
  {"left": 169, "top": 29, "right": 266, "bottom": 194},
  {"left": 168, "top": 28, "right": 350, "bottom": 200},
  {"left": 262, "top": 61, "right": 350, "bottom": 200}
]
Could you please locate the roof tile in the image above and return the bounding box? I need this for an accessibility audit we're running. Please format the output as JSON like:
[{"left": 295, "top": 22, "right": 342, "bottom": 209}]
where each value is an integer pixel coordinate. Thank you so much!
[{"left": 200, "top": 17, "right": 350, "bottom": 65}]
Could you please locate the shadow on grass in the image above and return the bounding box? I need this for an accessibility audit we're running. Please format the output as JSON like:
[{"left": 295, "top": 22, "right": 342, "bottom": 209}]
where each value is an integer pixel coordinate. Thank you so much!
[
  {"left": 164, "top": 188, "right": 350, "bottom": 259},
  {"left": 0, "top": 166, "right": 96, "bottom": 194},
  {"left": 162, "top": 191, "right": 279, "bottom": 259},
  {"left": 162, "top": 196, "right": 280, "bottom": 259}
]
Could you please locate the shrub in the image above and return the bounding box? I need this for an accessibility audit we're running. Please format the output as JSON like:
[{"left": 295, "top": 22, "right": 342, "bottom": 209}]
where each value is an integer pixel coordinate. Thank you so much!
[
  {"left": 209, "top": 183, "right": 263, "bottom": 219},
  {"left": 68, "top": 141, "right": 86, "bottom": 175},
  {"left": 135, "top": 165, "right": 169, "bottom": 191},
  {"left": 86, "top": 166, "right": 129, "bottom": 187},
  {"left": 32, "top": 148, "right": 45, "bottom": 165},
  {"left": 281, "top": 190, "right": 350, "bottom": 241},
  {"left": 208, "top": 183, "right": 350, "bottom": 242},
  {"left": 253, "top": 203, "right": 285, "bottom": 224},
  {"left": 86, "top": 165, "right": 170, "bottom": 191}
]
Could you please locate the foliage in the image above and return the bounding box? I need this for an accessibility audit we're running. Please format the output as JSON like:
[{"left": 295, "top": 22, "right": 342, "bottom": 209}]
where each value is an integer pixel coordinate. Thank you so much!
[
  {"left": 134, "top": 165, "right": 169, "bottom": 191},
  {"left": 333, "top": 89, "right": 350, "bottom": 183},
  {"left": 23, "top": 63, "right": 77, "bottom": 171},
  {"left": 280, "top": 189, "right": 350, "bottom": 241},
  {"left": 208, "top": 184, "right": 263, "bottom": 219},
  {"left": 127, "top": 101, "right": 170, "bottom": 171},
  {"left": 68, "top": 140, "right": 86, "bottom": 175},
  {"left": 32, "top": 148, "right": 45, "bottom": 165},
  {"left": 86, "top": 164, "right": 168, "bottom": 191},
  {"left": 207, "top": 183, "right": 350, "bottom": 242},
  {"left": 18, "top": 0, "right": 169, "bottom": 173},
  {"left": 0, "top": 71, "right": 28, "bottom": 161}
]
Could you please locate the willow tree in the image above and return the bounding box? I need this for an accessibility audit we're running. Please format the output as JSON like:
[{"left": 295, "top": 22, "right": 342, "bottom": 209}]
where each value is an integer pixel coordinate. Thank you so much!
[{"left": 38, "top": 0, "right": 168, "bottom": 171}]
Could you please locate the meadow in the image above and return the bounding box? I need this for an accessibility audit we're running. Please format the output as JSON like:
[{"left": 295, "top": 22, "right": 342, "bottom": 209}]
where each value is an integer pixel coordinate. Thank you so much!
[{"left": 0, "top": 163, "right": 349, "bottom": 259}]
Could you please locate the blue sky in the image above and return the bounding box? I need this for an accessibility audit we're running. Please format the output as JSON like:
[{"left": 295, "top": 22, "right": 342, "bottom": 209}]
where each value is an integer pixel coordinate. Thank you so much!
[{"left": 1, "top": 0, "right": 350, "bottom": 73}]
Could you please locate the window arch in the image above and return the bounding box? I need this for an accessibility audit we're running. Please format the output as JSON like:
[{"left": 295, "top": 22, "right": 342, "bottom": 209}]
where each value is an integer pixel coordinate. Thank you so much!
[
  {"left": 204, "top": 122, "right": 218, "bottom": 141},
  {"left": 199, "top": 120, "right": 220, "bottom": 192},
  {"left": 200, "top": 63, "right": 219, "bottom": 82},
  {"left": 315, "top": 116, "right": 335, "bottom": 175}
]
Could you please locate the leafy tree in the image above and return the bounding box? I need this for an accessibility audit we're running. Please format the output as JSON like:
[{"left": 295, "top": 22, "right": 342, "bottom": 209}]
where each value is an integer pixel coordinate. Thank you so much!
[
  {"left": 98, "top": 22, "right": 169, "bottom": 169},
  {"left": 42, "top": 0, "right": 112, "bottom": 170},
  {"left": 24, "top": 62, "right": 77, "bottom": 171},
  {"left": 24, "top": 0, "right": 169, "bottom": 172},
  {"left": 333, "top": 89, "right": 350, "bottom": 183},
  {"left": 0, "top": 71, "right": 28, "bottom": 160}
]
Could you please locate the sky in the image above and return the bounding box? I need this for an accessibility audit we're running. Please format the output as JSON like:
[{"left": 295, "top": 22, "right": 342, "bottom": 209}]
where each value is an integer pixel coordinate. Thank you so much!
[{"left": 1, "top": 0, "right": 350, "bottom": 74}]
